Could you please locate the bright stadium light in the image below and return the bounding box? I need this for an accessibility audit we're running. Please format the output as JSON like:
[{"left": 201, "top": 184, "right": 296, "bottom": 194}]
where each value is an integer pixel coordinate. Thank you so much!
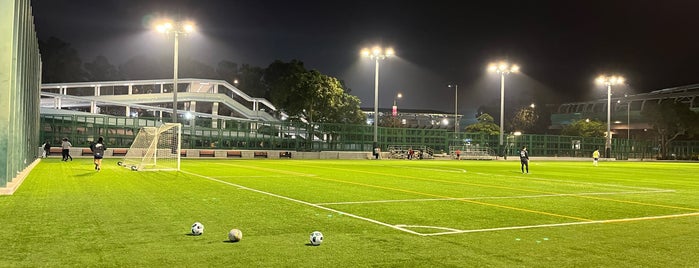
[
  {"left": 488, "top": 61, "right": 520, "bottom": 156},
  {"left": 596, "top": 74, "right": 625, "bottom": 158},
  {"left": 361, "top": 45, "right": 394, "bottom": 151},
  {"left": 155, "top": 19, "right": 196, "bottom": 123}
]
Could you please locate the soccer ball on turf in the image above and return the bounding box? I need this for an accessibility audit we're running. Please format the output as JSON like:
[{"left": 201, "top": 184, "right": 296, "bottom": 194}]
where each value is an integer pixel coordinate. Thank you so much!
[
  {"left": 191, "top": 222, "right": 204, "bottom": 236},
  {"left": 309, "top": 231, "right": 323, "bottom": 246},
  {"left": 228, "top": 229, "right": 243, "bottom": 242}
]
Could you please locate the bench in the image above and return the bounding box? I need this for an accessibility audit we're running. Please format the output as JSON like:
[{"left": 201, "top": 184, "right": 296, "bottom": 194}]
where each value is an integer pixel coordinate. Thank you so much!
[
  {"left": 199, "top": 150, "right": 215, "bottom": 157},
  {"left": 227, "top": 151, "right": 242, "bottom": 158},
  {"left": 49, "top": 147, "right": 62, "bottom": 156},
  {"left": 180, "top": 150, "right": 187, "bottom": 157},
  {"left": 254, "top": 151, "right": 268, "bottom": 158},
  {"left": 82, "top": 148, "right": 93, "bottom": 156},
  {"left": 112, "top": 148, "right": 128, "bottom": 156},
  {"left": 279, "top": 151, "right": 292, "bottom": 158}
]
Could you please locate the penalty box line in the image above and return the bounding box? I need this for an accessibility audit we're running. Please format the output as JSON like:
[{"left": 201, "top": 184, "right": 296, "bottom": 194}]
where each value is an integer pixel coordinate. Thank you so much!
[
  {"left": 422, "top": 211, "right": 699, "bottom": 236},
  {"left": 315, "top": 189, "right": 676, "bottom": 206},
  {"left": 181, "top": 170, "right": 423, "bottom": 236}
]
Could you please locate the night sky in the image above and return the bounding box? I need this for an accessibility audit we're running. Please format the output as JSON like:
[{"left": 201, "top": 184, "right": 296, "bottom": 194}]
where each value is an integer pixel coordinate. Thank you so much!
[{"left": 31, "top": 0, "right": 699, "bottom": 118}]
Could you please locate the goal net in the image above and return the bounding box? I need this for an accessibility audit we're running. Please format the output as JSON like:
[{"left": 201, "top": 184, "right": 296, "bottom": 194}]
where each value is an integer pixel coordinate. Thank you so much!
[{"left": 119, "top": 123, "right": 181, "bottom": 171}]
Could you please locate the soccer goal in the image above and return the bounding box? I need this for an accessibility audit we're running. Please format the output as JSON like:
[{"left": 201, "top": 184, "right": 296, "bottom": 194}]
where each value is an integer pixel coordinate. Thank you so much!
[{"left": 118, "top": 123, "right": 182, "bottom": 171}]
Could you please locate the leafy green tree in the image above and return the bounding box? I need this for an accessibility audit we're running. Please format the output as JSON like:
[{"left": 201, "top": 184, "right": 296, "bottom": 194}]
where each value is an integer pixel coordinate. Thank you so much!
[
  {"left": 561, "top": 119, "right": 605, "bottom": 137},
  {"left": 264, "top": 60, "right": 364, "bottom": 124},
  {"left": 464, "top": 113, "right": 499, "bottom": 135},
  {"left": 641, "top": 101, "right": 699, "bottom": 158}
]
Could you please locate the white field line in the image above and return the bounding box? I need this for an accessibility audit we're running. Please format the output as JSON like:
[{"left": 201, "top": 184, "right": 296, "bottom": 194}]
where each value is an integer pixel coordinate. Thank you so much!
[
  {"left": 180, "top": 170, "right": 422, "bottom": 236},
  {"left": 471, "top": 171, "right": 669, "bottom": 192},
  {"left": 422, "top": 212, "right": 699, "bottom": 236},
  {"left": 211, "top": 174, "right": 317, "bottom": 179},
  {"left": 315, "top": 189, "right": 676, "bottom": 206},
  {"left": 376, "top": 162, "right": 670, "bottom": 192},
  {"left": 389, "top": 165, "right": 467, "bottom": 173}
]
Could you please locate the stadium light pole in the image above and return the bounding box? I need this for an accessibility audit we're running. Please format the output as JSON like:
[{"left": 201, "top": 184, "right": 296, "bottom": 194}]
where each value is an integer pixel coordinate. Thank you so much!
[
  {"left": 448, "top": 84, "right": 459, "bottom": 136},
  {"left": 361, "top": 46, "right": 394, "bottom": 147},
  {"left": 488, "top": 61, "right": 520, "bottom": 154},
  {"left": 156, "top": 20, "right": 195, "bottom": 123},
  {"left": 596, "top": 75, "right": 625, "bottom": 158}
]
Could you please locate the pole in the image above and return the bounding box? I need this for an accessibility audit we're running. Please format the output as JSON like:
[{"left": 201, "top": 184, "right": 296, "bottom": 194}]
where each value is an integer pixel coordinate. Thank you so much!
[
  {"left": 373, "top": 58, "right": 379, "bottom": 144},
  {"left": 454, "top": 84, "right": 458, "bottom": 135},
  {"left": 606, "top": 84, "right": 612, "bottom": 158},
  {"left": 627, "top": 101, "right": 630, "bottom": 139},
  {"left": 499, "top": 73, "right": 505, "bottom": 148},
  {"left": 172, "top": 31, "right": 179, "bottom": 123}
]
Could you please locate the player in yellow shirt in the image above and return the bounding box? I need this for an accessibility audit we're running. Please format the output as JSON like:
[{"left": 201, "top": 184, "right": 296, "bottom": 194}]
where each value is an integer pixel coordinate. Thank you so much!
[{"left": 592, "top": 149, "right": 600, "bottom": 166}]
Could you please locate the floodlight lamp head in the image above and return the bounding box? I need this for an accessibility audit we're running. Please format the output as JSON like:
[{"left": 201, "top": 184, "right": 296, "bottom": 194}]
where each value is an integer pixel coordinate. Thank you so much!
[
  {"left": 511, "top": 65, "right": 520, "bottom": 73},
  {"left": 487, "top": 64, "right": 497, "bottom": 72},
  {"left": 183, "top": 23, "right": 195, "bottom": 33}
]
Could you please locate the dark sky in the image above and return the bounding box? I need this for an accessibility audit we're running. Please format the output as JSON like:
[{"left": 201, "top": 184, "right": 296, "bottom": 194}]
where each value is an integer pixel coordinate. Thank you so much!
[{"left": 31, "top": 0, "right": 699, "bottom": 118}]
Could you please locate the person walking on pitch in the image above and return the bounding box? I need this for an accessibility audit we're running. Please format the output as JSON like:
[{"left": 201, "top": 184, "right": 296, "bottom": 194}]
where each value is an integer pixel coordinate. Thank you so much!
[{"left": 91, "top": 136, "right": 107, "bottom": 171}]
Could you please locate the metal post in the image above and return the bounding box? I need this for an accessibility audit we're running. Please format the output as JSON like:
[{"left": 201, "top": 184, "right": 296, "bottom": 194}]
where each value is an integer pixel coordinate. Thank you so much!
[
  {"left": 172, "top": 31, "right": 179, "bottom": 123},
  {"left": 454, "top": 84, "right": 458, "bottom": 135},
  {"left": 606, "top": 84, "right": 612, "bottom": 158},
  {"left": 373, "top": 58, "right": 379, "bottom": 144},
  {"left": 499, "top": 73, "right": 505, "bottom": 147}
]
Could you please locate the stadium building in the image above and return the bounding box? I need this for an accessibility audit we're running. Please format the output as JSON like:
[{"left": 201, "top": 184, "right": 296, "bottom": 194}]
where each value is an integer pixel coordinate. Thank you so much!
[{"left": 550, "top": 83, "right": 699, "bottom": 139}]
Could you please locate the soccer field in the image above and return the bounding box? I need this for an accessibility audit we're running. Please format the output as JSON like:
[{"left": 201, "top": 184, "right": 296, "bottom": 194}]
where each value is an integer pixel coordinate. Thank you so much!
[{"left": 2, "top": 158, "right": 698, "bottom": 267}]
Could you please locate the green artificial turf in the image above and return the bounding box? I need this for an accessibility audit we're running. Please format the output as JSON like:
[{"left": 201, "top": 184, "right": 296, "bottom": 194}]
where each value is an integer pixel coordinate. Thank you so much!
[{"left": 1, "top": 158, "right": 698, "bottom": 267}]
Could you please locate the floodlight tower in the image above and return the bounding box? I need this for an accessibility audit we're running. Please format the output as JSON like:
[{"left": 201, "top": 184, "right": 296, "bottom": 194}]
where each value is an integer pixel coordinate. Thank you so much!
[
  {"left": 487, "top": 61, "right": 520, "bottom": 153},
  {"left": 361, "top": 46, "right": 394, "bottom": 147},
  {"left": 448, "top": 84, "right": 459, "bottom": 136},
  {"left": 596, "top": 75, "right": 625, "bottom": 158},
  {"left": 156, "top": 20, "right": 195, "bottom": 123}
]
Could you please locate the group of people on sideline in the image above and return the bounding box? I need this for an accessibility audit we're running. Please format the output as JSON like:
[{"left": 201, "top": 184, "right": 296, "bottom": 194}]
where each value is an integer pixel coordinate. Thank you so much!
[{"left": 40, "top": 136, "right": 107, "bottom": 171}]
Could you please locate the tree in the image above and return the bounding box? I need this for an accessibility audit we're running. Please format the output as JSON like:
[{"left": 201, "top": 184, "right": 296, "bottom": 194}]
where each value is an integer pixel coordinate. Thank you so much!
[
  {"left": 39, "top": 37, "right": 88, "bottom": 82},
  {"left": 560, "top": 119, "right": 605, "bottom": 137},
  {"left": 464, "top": 113, "right": 500, "bottom": 135},
  {"left": 510, "top": 105, "right": 539, "bottom": 133},
  {"left": 84, "top": 55, "right": 120, "bottom": 81},
  {"left": 641, "top": 100, "right": 699, "bottom": 159},
  {"left": 263, "top": 60, "right": 364, "bottom": 124}
]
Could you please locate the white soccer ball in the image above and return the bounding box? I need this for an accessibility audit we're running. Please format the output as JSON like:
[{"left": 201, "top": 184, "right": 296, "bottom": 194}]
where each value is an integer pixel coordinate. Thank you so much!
[
  {"left": 191, "top": 222, "right": 204, "bottom": 236},
  {"left": 309, "top": 231, "right": 323, "bottom": 246},
  {"left": 228, "top": 229, "right": 243, "bottom": 242}
]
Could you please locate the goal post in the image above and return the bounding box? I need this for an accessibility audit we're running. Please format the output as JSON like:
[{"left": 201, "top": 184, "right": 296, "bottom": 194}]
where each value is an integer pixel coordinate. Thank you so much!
[{"left": 119, "top": 123, "right": 182, "bottom": 171}]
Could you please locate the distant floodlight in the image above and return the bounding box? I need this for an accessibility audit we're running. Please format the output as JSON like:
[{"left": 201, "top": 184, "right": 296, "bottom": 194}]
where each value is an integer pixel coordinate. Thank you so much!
[{"left": 596, "top": 74, "right": 626, "bottom": 158}]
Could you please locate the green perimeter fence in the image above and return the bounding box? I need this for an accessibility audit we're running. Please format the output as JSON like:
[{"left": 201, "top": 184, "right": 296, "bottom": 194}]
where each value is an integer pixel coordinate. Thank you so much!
[{"left": 39, "top": 114, "right": 699, "bottom": 160}]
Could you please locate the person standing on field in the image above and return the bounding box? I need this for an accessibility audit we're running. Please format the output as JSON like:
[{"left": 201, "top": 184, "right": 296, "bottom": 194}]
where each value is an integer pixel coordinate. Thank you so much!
[
  {"left": 592, "top": 149, "right": 600, "bottom": 166},
  {"left": 42, "top": 139, "right": 51, "bottom": 158},
  {"left": 61, "top": 138, "right": 73, "bottom": 161},
  {"left": 91, "top": 136, "right": 107, "bottom": 171},
  {"left": 520, "top": 146, "right": 529, "bottom": 174}
]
